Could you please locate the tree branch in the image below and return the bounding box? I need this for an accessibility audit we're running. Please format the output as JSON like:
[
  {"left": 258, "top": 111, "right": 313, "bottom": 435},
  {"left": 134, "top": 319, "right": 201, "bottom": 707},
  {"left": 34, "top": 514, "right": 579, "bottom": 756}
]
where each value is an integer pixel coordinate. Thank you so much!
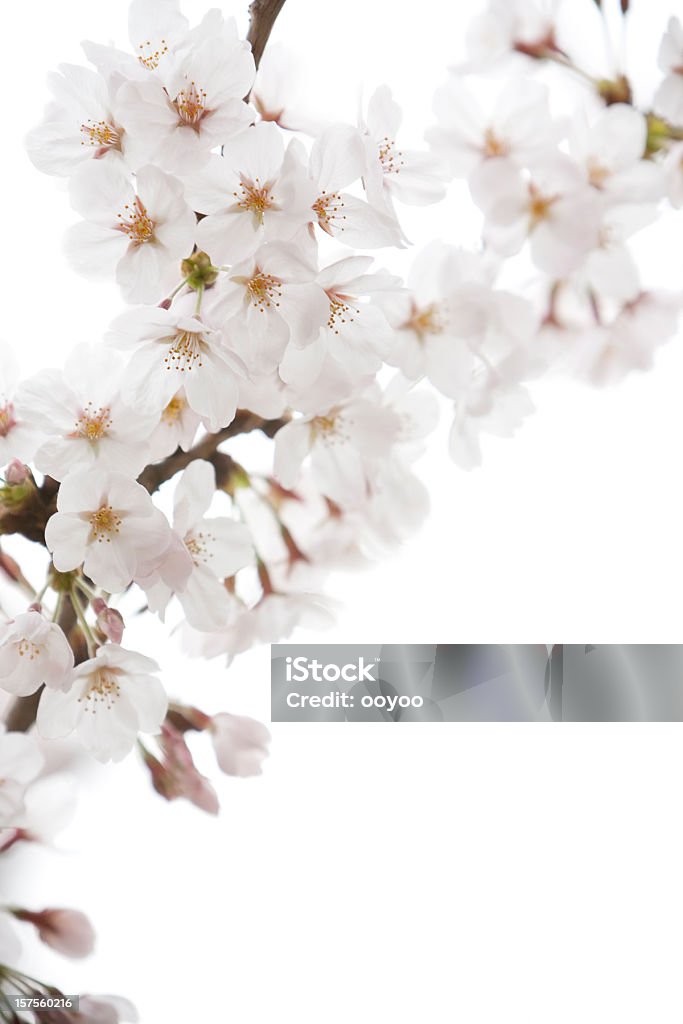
[
  {"left": 247, "top": 0, "right": 287, "bottom": 69},
  {"left": 137, "top": 411, "right": 288, "bottom": 494}
]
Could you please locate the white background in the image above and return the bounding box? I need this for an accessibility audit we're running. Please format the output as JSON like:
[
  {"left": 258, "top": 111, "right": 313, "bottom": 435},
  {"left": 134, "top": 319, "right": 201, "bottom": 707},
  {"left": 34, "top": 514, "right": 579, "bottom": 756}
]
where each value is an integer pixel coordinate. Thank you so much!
[{"left": 3, "top": 0, "right": 683, "bottom": 1021}]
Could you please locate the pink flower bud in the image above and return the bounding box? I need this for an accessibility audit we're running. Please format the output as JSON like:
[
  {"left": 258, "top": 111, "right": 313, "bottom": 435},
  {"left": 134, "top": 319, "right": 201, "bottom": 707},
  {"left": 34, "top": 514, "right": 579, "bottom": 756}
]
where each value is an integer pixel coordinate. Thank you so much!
[
  {"left": 142, "top": 725, "right": 219, "bottom": 815},
  {"left": 210, "top": 713, "right": 271, "bottom": 777},
  {"left": 92, "top": 599, "right": 125, "bottom": 644},
  {"left": 13, "top": 907, "right": 96, "bottom": 958},
  {"left": 5, "top": 459, "right": 29, "bottom": 485}
]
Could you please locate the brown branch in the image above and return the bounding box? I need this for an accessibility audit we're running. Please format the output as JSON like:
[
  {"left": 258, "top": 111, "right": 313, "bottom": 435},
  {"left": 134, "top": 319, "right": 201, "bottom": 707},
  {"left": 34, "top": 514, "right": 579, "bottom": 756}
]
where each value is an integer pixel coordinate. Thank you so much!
[
  {"left": 247, "top": 0, "right": 287, "bottom": 69},
  {"left": 138, "top": 411, "right": 288, "bottom": 494}
]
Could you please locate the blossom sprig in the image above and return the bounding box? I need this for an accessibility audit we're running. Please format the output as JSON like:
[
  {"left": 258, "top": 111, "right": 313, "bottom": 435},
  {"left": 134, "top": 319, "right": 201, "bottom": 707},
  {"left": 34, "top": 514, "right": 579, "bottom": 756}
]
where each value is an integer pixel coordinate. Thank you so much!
[{"left": 0, "top": 0, "right": 682, "bottom": 1014}]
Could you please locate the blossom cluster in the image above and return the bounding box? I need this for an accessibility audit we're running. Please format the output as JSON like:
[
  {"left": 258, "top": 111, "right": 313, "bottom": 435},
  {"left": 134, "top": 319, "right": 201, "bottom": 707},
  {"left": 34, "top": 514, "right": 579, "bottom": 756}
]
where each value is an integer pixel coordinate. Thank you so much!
[
  {"left": 0, "top": 0, "right": 680, "bottom": 784},
  {"left": 0, "top": 0, "right": 681, "bottom": 1015}
]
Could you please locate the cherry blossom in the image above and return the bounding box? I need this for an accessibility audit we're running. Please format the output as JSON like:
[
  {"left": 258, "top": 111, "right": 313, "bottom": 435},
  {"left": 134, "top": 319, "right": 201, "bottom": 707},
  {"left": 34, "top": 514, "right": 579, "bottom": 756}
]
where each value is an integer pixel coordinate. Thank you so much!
[
  {"left": 0, "top": 727, "right": 44, "bottom": 828},
  {"left": 26, "top": 64, "right": 129, "bottom": 177},
  {"left": 37, "top": 644, "right": 167, "bottom": 763},
  {"left": 472, "top": 155, "right": 602, "bottom": 275},
  {"left": 209, "top": 712, "right": 271, "bottom": 777},
  {"left": 45, "top": 470, "right": 174, "bottom": 593},
  {"left": 142, "top": 459, "right": 253, "bottom": 630},
  {"left": 0, "top": 351, "right": 41, "bottom": 468},
  {"left": 116, "top": 15, "right": 255, "bottom": 173},
  {"left": 18, "top": 345, "right": 157, "bottom": 480},
  {"left": 360, "top": 86, "right": 446, "bottom": 214},
  {"left": 308, "top": 124, "right": 402, "bottom": 247},
  {"left": 107, "top": 305, "right": 245, "bottom": 431},
  {"left": 0, "top": 611, "right": 74, "bottom": 696},
  {"left": 210, "top": 241, "right": 328, "bottom": 374},
  {"left": 426, "top": 78, "right": 558, "bottom": 181},
  {"left": 65, "top": 161, "right": 196, "bottom": 304},
  {"left": 654, "top": 17, "right": 683, "bottom": 126},
  {"left": 186, "top": 122, "right": 316, "bottom": 263}
]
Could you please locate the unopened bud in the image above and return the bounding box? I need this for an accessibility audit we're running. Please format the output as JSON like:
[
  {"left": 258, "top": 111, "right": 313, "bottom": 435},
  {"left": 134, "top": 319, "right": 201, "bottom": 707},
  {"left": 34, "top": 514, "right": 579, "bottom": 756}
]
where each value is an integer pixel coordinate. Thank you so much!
[
  {"left": 597, "top": 75, "right": 632, "bottom": 106},
  {"left": 93, "top": 599, "right": 125, "bottom": 644},
  {"left": 11, "top": 907, "right": 96, "bottom": 959},
  {"left": 645, "top": 113, "right": 671, "bottom": 156},
  {"left": 5, "top": 459, "right": 29, "bottom": 485},
  {"left": 181, "top": 251, "right": 219, "bottom": 291}
]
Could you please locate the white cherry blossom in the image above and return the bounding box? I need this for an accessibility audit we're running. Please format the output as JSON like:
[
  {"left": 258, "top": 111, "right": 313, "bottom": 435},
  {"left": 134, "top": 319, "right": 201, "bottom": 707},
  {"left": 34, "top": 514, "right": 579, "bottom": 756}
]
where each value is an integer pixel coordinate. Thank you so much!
[
  {"left": 45, "top": 470, "right": 173, "bottom": 593},
  {"left": 186, "top": 122, "right": 317, "bottom": 263},
  {"left": 107, "top": 304, "right": 245, "bottom": 431},
  {"left": 147, "top": 389, "right": 201, "bottom": 460},
  {"left": 116, "top": 16, "right": 254, "bottom": 173},
  {"left": 211, "top": 241, "right": 329, "bottom": 374},
  {"left": 472, "top": 155, "right": 602, "bottom": 275},
  {"left": 0, "top": 611, "right": 74, "bottom": 697},
  {"left": 142, "top": 459, "right": 253, "bottom": 630},
  {"left": 37, "top": 644, "right": 167, "bottom": 763},
  {"left": 426, "top": 78, "right": 559, "bottom": 181},
  {"left": 569, "top": 105, "right": 663, "bottom": 205},
  {"left": 360, "top": 86, "right": 446, "bottom": 213},
  {"left": 65, "top": 161, "right": 196, "bottom": 304},
  {"left": 308, "top": 124, "right": 402, "bottom": 247},
  {"left": 0, "top": 726, "right": 44, "bottom": 828},
  {"left": 654, "top": 17, "right": 683, "bottom": 126},
  {"left": 26, "top": 64, "right": 129, "bottom": 177},
  {"left": 18, "top": 345, "right": 156, "bottom": 480},
  {"left": 0, "top": 351, "right": 41, "bottom": 467}
]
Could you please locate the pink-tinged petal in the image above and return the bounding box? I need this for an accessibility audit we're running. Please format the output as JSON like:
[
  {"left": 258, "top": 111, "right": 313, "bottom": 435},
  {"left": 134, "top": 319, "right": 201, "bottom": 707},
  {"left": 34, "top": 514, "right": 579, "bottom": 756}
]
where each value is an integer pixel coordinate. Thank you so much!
[
  {"left": 182, "top": 356, "right": 239, "bottom": 431},
  {"left": 365, "top": 85, "right": 402, "bottom": 139},
  {"left": 119, "top": 674, "right": 168, "bottom": 734},
  {"left": 179, "top": 566, "right": 235, "bottom": 630},
  {"left": 64, "top": 222, "right": 128, "bottom": 278},
  {"left": 45, "top": 514, "right": 90, "bottom": 571},
  {"left": 83, "top": 536, "right": 138, "bottom": 593},
  {"left": 326, "top": 194, "right": 402, "bottom": 248},
  {"left": 310, "top": 124, "right": 366, "bottom": 191},
  {"left": 195, "top": 209, "right": 262, "bottom": 265},
  {"left": 173, "top": 460, "right": 215, "bottom": 530},
  {"left": 37, "top": 687, "right": 81, "bottom": 740},
  {"left": 311, "top": 442, "right": 367, "bottom": 508},
  {"left": 223, "top": 120, "right": 284, "bottom": 183},
  {"left": 278, "top": 284, "right": 328, "bottom": 348},
  {"left": 68, "top": 159, "right": 132, "bottom": 223},
  {"left": 116, "top": 243, "right": 175, "bottom": 305},
  {"left": 203, "top": 518, "right": 253, "bottom": 576},
  {"left": 273, "top": 420, "right": 311, "bottom": 488}
]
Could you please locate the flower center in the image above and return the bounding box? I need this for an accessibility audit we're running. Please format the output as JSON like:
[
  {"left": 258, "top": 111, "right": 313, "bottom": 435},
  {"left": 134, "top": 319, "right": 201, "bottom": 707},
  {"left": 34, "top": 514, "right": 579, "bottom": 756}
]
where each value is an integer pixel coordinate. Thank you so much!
[
  {"left": 174, "top": 81, "right": 208, "bottom": 128},
  {"left": 233, "top": 177, "right": 276, "bottom": 224},
  {"left": 17, "top": 639, "right": 41, "bottom": 660},
  {"left": 312, "top": 191, "right": 345, "bottom": 235},
  {"left": 164, "top": 331, "right": 204, "bottom": 372},
  {"left": 586, "top": 157, "right": 611, "bottom": 188},
  {"left": 74, "top": 402, "right": 113, "bottom": 443},
  {"left": 136, "top": 37, "right": 169, "bottom": 71},
  {"left": 243, "top": 271, "right": 282, "bottom": 310},
  {"left": 89, "top": 504, "right": 122, "bottom": 543},
  {"left": 80, "top": 119, "right": 122, "bottom": 152},
  {"left": 527, "top": 185, "right": 558, "bottom": 227},
  {"left": 403, "top": 302, "right": 445, "bottom": 341},
  {"left": 162, "top": 394, "right": 186, "bottom": 423},
  {"left": 483, "top": 127, "right": 509, "bottom": 158},
  {"left": 0, "top": 402, "right": 16, "bottom": 438},
  {"left": 378, "top": 136, "right": 405, "bottom": 175},
  {"left": 185, "top": 530, "right": 214, "bottom": 565},
  {"left": 81, "top": 669, "right": 121, "bottom": 710},
  {"left": 116, "top": 196, "right": 155, "bottom": 245},
  {"left": 326, "top": 293, "right": 360, "bottom": 334}
]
